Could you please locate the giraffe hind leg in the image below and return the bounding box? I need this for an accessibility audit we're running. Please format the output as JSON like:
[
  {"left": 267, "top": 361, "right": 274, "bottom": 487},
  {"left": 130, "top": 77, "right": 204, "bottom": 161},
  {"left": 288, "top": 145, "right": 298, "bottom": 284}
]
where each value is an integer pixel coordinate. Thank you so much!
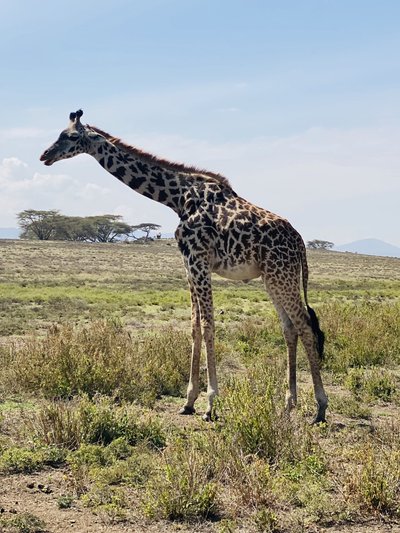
[
  {"left": 266, "top": 281, "right": 328, "bottom": 423},
  {"left": 268, "top": 296, "right": 299, "bottom": 412},
  {"left": 291, "top": 303, "right": 327, "bottom": 423},
  {"left": 279, "top": 305, "right": 299, "bottom": 412}
]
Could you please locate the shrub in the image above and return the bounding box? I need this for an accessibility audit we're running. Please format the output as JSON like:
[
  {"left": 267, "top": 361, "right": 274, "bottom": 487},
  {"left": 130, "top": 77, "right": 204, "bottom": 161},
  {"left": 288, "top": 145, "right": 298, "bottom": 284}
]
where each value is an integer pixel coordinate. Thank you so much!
[
  {"left": 345, "top": 444, "right": 400, "bottom": 516},
  {"left": 3, "top": 321, "right": 191, "bottom": 405},
  {"left": 0, "top": 445, "right": 66, "bottom": 474},
  {"left": 322, "top": 301, "right": 400, "bottom": 373},
  {"left": 0, "top": 447, "right": 40, "bottom": 473},
  {"left": 92, "top": 451, "right": 154, "bottom": 487},
  {"left": 28, "top": 396, "right": 166, "bottom": 450},
  {"left": 0, "top": 512, "right": 46, "bottom": 533},
  {"left": 329, "top": 393, "right": 372, "bottom": 419},
  {"left": 77, "top": 396, "right": 166, "bottom": 448},
  {"left": 57, "top": 495, "right": 74, "bottom": 509},
  {"left": 345, "top": 367, "right": 398, "bottom": 402},
  {"left": 81, "top": 484, "right": 128, "bottom": 521},
  {"left": 27, "top": 399, "right": 82, "bottom": 449},
  {"left": 216, "top": 360, "right": 315, "bottom": 464},
  {"left": 144, "top": 437, "right": 218, "bottom": 521}
]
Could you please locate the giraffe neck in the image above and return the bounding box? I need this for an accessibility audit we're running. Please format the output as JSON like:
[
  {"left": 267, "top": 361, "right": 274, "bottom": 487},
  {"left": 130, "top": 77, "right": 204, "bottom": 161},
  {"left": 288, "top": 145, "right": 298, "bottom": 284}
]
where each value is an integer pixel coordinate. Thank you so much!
[
  {"left": 90, "top": 136, "right": 187, "bottom": 214},
  {"left": 85, "top": 126, "right": 234, "bottom": 218}
]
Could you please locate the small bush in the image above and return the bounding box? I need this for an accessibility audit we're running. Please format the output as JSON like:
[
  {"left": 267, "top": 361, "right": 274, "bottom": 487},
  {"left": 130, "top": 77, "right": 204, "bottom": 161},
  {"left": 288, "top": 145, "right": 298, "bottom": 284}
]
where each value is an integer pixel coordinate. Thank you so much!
[
  {"left": 67, "top": 440, "right": 153, "bottom": 494},
  {"left": 68, "top": 444, "right": 110, "bottom": 471},
  {"left": 216, "top": 360, "right": 314, "bottom": 463},
  {"left": 81, "top": 485, "right": 128, "bottom": 521},
  {"left": 329, "top": 393, "right": 372, "bottom": 419},
  {"left": 144, "top": 437, "right": 218, "bottom": 521},
  {"left": 93, "top": 452, "right": 154, "bottom": 487},
  {"left": 0, "top": 445, "right": 66, "bottom": 474},
  {"left": 4, "top": 321, "right": 191, "bottom": 405},
  {"left": 104, "top": 437, "right": 134, "bottom": 461},
  {"left": 57, "top": 495, "right": 74, "bottom": 509},
  {"left": 345, "top": 444, "right": 400, "bottom": 516},
  {"left": 0, "top": 447, "right": 40, "bottom": 474},
  {"left": 345, "top": 367, "right": 397, "bottom": 402},
  {"left": 252, "top": 508, "right": 278, "bottom": 533},
  {"left": 77, "top": 396, "right": 166, "bottom": 448},
  {"left": 27, "top": 399, "right": 82, "bottom": 449},
  {"left": 0, "top": 512, "right": 46, "bottom": 533},
  {"left": 28, "top": 396, "right": 166, "bottom": 450},
  {"left": 322, "top": 301, "right": 400, "bottom": 373}
]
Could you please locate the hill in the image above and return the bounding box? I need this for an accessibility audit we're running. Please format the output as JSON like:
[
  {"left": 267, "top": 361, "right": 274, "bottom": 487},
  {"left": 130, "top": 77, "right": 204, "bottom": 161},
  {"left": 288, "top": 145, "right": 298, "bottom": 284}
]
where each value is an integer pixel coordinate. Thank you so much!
[{"left": 335, "top": 238, "right": 400, "bottom": 258}]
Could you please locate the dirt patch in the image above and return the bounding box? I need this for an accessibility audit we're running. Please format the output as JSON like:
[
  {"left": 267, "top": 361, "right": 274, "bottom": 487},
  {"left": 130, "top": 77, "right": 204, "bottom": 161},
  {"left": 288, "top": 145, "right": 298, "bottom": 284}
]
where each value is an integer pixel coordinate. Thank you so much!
[{"left": 0, "top": 468, "right": 218, "bottom": 532}]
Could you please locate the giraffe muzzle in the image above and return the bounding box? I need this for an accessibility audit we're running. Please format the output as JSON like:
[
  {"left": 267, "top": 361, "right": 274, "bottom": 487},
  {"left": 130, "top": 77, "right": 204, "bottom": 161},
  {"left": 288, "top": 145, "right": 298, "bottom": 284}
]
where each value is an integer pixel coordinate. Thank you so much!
[{"left": 40, "top": 150, "right": 54, "bottom": 166}]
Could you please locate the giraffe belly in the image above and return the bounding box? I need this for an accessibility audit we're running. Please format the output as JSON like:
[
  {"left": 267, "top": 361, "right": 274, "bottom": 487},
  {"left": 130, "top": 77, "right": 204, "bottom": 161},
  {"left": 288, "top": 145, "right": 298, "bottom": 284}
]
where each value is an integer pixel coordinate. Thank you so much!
[{"left": 213, "top": 262, "right": 261, "bottom": 281}]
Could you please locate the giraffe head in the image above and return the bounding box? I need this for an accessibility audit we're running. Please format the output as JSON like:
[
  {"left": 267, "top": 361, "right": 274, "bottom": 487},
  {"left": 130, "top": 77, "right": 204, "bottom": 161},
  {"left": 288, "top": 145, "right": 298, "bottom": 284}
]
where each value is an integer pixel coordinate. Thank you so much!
[{"left": 40, "top": 109, "right": 97, "bottom": 166}]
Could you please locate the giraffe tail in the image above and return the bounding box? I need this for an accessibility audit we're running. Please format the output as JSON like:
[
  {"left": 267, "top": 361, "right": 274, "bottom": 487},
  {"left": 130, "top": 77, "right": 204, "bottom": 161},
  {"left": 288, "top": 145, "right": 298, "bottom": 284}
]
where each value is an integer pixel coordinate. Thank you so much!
[
  {"left": 307, "top": 305, "right": 325, "bottom": 360},
  {"left": 300, "top": 238, "right": 325, "bottom": 360}
]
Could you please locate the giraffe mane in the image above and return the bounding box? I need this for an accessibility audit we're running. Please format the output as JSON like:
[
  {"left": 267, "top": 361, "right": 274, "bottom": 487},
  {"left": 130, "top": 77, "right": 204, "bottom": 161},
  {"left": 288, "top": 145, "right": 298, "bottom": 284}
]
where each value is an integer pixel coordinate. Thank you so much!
[{"left": 88, "top": 125, "right": 232, "bottom": 189}]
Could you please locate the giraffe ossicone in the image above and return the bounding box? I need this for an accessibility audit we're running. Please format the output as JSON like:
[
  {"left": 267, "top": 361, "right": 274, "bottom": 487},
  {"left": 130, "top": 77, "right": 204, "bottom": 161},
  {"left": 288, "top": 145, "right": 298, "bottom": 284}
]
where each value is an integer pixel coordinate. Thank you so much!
[{"left": 40, "top": 110, "right": 328, "bottom": 424}]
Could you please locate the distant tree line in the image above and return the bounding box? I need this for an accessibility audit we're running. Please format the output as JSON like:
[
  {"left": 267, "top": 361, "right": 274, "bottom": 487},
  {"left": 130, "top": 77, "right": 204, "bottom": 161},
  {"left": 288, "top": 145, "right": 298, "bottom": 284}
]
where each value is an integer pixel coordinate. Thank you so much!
[
  {"left": 17, "top": 210, "right": 161, "bottom": 243},
  {"left": 307, "top": 239, "right": 334, "bottom": 250}
]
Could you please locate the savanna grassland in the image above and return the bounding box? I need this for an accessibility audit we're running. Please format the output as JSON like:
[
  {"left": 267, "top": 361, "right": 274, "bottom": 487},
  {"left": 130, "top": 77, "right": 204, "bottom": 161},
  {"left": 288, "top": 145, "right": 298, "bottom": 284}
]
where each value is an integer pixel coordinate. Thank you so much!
[{"left": 0, "top": 239, "right": 399, "bottom": 533}]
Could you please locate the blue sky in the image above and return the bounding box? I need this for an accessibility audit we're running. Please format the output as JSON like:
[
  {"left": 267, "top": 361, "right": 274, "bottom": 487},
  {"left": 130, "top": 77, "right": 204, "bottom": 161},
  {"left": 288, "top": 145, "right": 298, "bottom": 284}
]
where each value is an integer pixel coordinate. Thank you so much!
[{"left": 1, "top": 0, "right": 399, "bottom": 246}]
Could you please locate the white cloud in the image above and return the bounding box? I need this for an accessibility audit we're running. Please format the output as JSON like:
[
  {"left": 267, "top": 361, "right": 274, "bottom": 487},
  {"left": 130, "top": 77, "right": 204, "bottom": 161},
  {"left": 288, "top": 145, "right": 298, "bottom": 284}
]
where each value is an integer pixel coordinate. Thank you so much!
[{"left": 0, "top": 157, "right": 29, "bottom": 180}]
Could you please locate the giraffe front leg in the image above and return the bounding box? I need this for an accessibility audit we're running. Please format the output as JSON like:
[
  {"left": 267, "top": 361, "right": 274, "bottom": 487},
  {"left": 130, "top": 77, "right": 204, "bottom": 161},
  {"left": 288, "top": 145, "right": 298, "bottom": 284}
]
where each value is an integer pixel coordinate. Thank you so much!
[
  {"left": 198, "top": 286, "right": 218, "bottom": 422},
  {"left": 179, "top": 286, "right": 201, "bottom": 415},
  {"left": 182, "top": 260, "right": 218, "bottom": 421}
]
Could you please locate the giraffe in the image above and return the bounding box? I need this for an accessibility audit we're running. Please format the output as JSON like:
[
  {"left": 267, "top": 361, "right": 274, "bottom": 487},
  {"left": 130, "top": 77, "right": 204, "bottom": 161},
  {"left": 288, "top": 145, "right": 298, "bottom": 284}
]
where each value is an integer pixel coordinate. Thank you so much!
[{"left": 40, "top": 110, "right": 328, "bottom": 423}]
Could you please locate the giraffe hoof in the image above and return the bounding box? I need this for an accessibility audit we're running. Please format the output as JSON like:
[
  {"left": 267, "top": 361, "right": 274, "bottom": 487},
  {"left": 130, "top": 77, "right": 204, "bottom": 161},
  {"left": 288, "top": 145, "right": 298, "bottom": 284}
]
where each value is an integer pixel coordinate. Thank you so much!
[
  {"left": 312, "top": 403, "right": 327, "bottom": 425},
  {"left": 202, "top": 412, "right": 218, "bottom": 422},
  {"left": 179, "top": 405, "right": 196, "bottom": 416},
  {"left": 311, "top": 415, "right": 327, "bottom": 425}
]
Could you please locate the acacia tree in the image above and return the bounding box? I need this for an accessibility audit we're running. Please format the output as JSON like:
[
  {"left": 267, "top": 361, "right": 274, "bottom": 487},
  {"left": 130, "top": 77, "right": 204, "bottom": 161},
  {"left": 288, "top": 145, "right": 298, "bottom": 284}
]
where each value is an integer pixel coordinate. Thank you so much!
[
  {"left": 17, "top": 210, "right": 159, "bottom": 243},
  {"left": 17, "top": 209, "right": 60, "bottom": 240},
  {"left": 307, "top": 239, "right": 334, "bottom": 250},
  {"left": 131, "top": 223, "right": 161, "bottom": 242},
  {"left": 53, "top": 216, "right": 95, "bottom": 241},
  {"left": 85, "top": 215, "right": 132, "bottom": 243}
]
